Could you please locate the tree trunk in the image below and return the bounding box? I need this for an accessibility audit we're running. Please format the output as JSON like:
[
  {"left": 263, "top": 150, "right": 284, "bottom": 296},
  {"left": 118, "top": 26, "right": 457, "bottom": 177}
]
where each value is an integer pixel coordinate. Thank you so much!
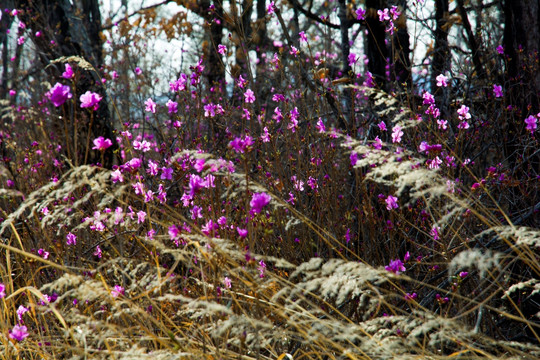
[
  {"left": 365, "top": 0, "right": 388, "bottom": 88},
  {"left": 15, "top": 0, "right": 116, "bottom": 168}
]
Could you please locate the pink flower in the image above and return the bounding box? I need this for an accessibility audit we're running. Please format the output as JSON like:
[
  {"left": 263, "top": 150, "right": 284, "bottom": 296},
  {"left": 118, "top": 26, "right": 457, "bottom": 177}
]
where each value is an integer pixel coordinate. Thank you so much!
[
  {"left": 46, "top": 83, "right": 72, "bottom": 107},
  {"left": 385, "top": 195, "right": 398, "bottom": 210},
  {"left": 217, "top": 44, "right": 227, "bottom": 55},
  {"left": 244, "top": 89, "right": 256, "bottom": 103},
  {"left": 457, "top": 105, "right": 471, "bottom": 120},
  {"left": 111, "top": 285, "right": 124, "bottom": 297},
  {"left": 92, "top": 136, "right": 113, "bottom": 151},
  {"left": 66, "top": 232, "right": 77, "bottom": 245},
  {"left": 525, "top": 115, "right": 537, "bottom": 134},
  {"left": 267, "top": 1, "right": 275, "bottom": 14},
  {"left": 422, "top": 91, "right": 435, "bottom": 105},
  {"left": 237, "top": 227, "right": 248, "bottom": 238},
  {"left": 94, "top": 245, "right": 102, "bottom": 258},
  {"left": 385, "top": 259, "right": 406, "bottom": 274},
  {"left": 80, "top": 91, "right": 102, "bottom": 110},
  {"left": 250, "top": 192, "right": 271, "bottom": 214},
  {"left": 62, "top": 63, "right": 74, "bottom": 79},
  {"left": 391, "top": 125, "right": 403, "bottom": 143},
  {"left": 145, "top": 98, "right": 157, "bottom": 113},
  {"left": 9, "top": 89, "right": 16, "bottom": 96},
  {"left": 161, "top": 167, "right": 173, "bottom": 180},
  {"left": 436, "top": 74, "right": 448, "bottom": 87},
  {"left": 356, "top": 7, "right": 366, "bottom": 20},
  {"left": 0, "top": 283, "right": 5, "bottom": 298},
  {"left": 134, "top": 67, "right": 142, "bottom": 75},
  {"left": 38, "top": 248, "right": 49, "bottom": 259},
  {"left": 299, "top": 31, "right": 307, "bottom": 42},
  {"left": 378, "top": 121, "right": 387, "bottom": 131},
  {"left": 137, "top": 210, "right": 146, "bottom": 224},
  {"left": 496, "top": 45, "right": 504, "bottom": 54},
  {"left": 9, "top": 324, "right": 29, "bottom": 341},
  {"left": 223, "top": 277, "right": 232, "bottom": 288},
  {"left": 111, "top": 169, "right": 124, "bottom": 183},
  {"left": 16, "top": 305, "right": 29, "bottom": 322},
  {"left": 378, "top": 8, "right": 390, "bottom": 21},
  {"left": 493, "top": 84, "right": 503, "bottom": 98}
]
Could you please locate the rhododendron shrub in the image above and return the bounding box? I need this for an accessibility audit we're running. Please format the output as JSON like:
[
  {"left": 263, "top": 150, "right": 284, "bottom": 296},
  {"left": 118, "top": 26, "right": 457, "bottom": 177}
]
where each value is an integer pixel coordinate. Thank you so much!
[{"left": 0, "top": 1, "right": 539, "bottom": 359}]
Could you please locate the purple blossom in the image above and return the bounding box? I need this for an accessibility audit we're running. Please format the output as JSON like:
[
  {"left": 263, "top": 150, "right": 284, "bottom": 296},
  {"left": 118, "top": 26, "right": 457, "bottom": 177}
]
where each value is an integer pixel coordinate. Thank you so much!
[
  {"left": 391, "top": 125, "right": 403, "bottom": 143},
  {"left": 0, "top": 283, "right": 5, "bottom": 298},
  {"left": 217, "top": 44, "right": 227, "bottom": 55},
  {"left": 525, "top": 115, "right": 537, "bottom": 134},
  {"left": 250, "top": 192, "right": 271, "bottom": 214},
  {"left": 244, "top": 89, "right": 255, "bottom": 103},
  {"left": 356, "top": 7, "right": 366, "bottom": 20},
  {"left": 111, "top": 285, "right": 124, "bottom": 298},
  {"left": 385, "top": 259, "right": 406, "bottom": 274},
  {"left": 9, "top": 324, "right": 29, "bottom": 341},
  {"left": 62, "top": 63, "right": 74, "bottom": 79},
  {"left": 385, "top": 195, "right": 399, "bottom": 210},
  {"left": 166, "top": 99, "right": 178, "bottom": 114},
  {"left": 46, "top": 83, "right": 72, "bottom": 107},
  {"left": 92, "top": 136, "right": 112, "bottom": 151},
  {"left": 493, "top": 84, "right": 503, "bottom": 98},
  {"left": 145, "top": 98, "right": 157, "bottom": 113},
  {"left": 436, "top": 74, "right": 448, "bottom": 87},
  {"left": 66, "top": 232, "right": 77, "bottom": 245},
  {"left": 80, "top": 91, "right": 102, "bottom": 110}
]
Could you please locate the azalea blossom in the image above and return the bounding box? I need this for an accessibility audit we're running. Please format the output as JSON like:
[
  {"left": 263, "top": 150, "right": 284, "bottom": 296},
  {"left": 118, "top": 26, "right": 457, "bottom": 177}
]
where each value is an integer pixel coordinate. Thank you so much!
[
  {"left": 391, "top": 125, "right": 403, "bottom": 143},
  {"left": 111, "top": 285, "right": 125, "bottom": 297},
  {"left": 80, "top": 91, "right": 102, "bottom": 110},
  {"left": 46, "top": 83, "right": 72, "bottom": 107},
  {"left": 250, "top": 192, "right": 271, "bottom": 214},
  {"left": 525, "top": 115, "right": 537, "bottom": 134},
  {"left": 145, "top": 98, "right": 157, "bottom": 113},
  {"left": 244, "top": 89, "right": 256, "bottom": 103},
  {"left": 385, "top": 259, "right": 406, "bottom": 274},
  {"left": 92, "top": 136, "right": 112, "bottom": 151},
  {"left": 385, "top": 195, "right": 399, "bottom": 210},
  {"left": 436, "top": 74, "right": 448, "bottom": 87},
  {"left": 493, "top": 84, "right": 503, "bottom": 98},
  {"left": 62, "top": 63, "right": 74, "bottom": 79},
  {"left": 217, "top": 44, "right": 227, "bottom": 55},
  {"left": 9, "top": 324, "right": 29, "bottom": 341}
]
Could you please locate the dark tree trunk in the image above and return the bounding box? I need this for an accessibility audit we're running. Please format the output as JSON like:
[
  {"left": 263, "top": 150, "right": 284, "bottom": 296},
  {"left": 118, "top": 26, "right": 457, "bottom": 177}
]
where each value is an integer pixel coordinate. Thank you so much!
[
  {"left": 201, "top": 0, "right": 225, "bottom": 87},
  {"left": 365, "top": 0, "right": 389, "bottom": 88},
  {"left": 15, "top": 0, "right": 116, "bottom": 168},
  {"left": 391, "top": 1, "right": 411, "bottom": 88},
  {"left": 431, "top": 0, "right": 450, "bottom": 116},
  {"left": 503, "top": 0, "right": 540, "bottom": 113}
]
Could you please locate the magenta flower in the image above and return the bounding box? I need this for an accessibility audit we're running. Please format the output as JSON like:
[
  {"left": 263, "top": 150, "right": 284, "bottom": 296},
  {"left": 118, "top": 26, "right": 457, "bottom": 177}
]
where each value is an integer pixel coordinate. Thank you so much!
[
  {"left": 80, "top": 91, "right": 102, "bottom": 110},
  {"left": 145, "top": 98, "right": 157, "bottom": 113},
  {"left": 62, "top": 63, "right": 74, "bottom": 79},
  {"left": 436, "top": 74, "right": 448, "bottom": 87},
  {"left": 94, "top": 245, "right": 102, "bottom": 258},
  {"left": 493, "top": 84, "right": 503, "bottom": 98},
  {"left": 66, "top": 232, "right": 77, "bottom": 245},
  {"left": 134, "top": 67, "right": 142, "bottom": 75},
  {"left": 385, "top": 195, "right": 398, "bottom": 210},
  {"left": 496, "top": 45, "right": 504, "bottom": 54},
  {"left": 244, "top": 89, "right": 255, "bottom": 103},
  {"left": 46, "top": 83, "right": 72, "bottom": 107},
  {"left": 250, "top": 192, "right": 271, "bottom": 214},
  {"left": 299, "top": 31, "right": 307, "bottom": 42},
  {"left": 92, "top": 136, "right": 113, "bottom": 151},
  {"left": 9, "top": 324, "right": 29, "bottom": 341},
  {"left": 378, "top": 121, "right": 387, "bottom": 131},
  {"left": 16, "top": 305, "right": 29, "bottom": 322},
  {"left": 217, "top": 44, "right": 227, "bottom": 55},
  {"left": 356, "top": 7, "right": 366, "bottom": 20},
  {"left": 457, "top": 105, "right": 471, "bottom": 120},
  {"left": 385, "top": 259, "right": 406, "bottom": 274},
  {"left": 237, "top": 227, "right": 248, "bottom": 238},
  {"left": 525, "top": 115, "right": 537, "bottom": 134},
  {"left": 166, "top": 99, "right": 178, "bottom": 114},
  {"left": 223, "top": 277, "right": 232, "bottom": 288},
  {"left": 111, "top": 285, "right": 124, "bottom": 298},
  {"left": 0, "top": 283, "right": 5, "bottom": 298},
  {"left": 391, "top": 125, "right": 403, "bottom": 143}
]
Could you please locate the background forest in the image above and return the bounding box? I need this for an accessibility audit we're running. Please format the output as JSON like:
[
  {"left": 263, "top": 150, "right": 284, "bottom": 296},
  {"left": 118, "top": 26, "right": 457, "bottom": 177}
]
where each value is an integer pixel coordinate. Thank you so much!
[{"left": 0, "top": 0, "right": 539, "bottom": 359}]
